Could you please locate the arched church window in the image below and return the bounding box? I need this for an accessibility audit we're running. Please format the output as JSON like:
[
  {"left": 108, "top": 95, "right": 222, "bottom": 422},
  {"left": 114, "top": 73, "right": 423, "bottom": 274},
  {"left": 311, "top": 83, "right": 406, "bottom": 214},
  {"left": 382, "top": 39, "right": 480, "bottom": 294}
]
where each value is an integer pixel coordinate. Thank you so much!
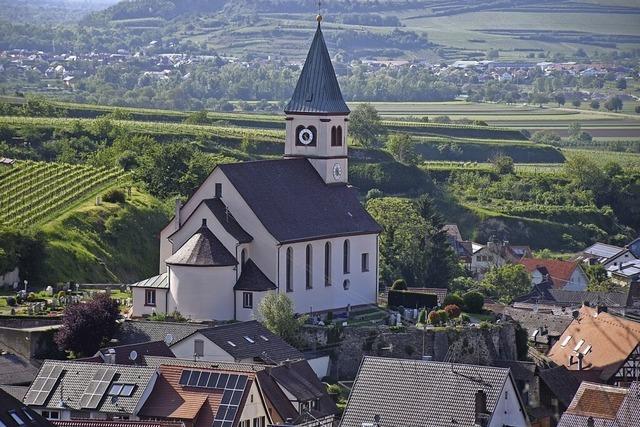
[
  {"left": 241, "top": 249, "right": 246, "bottom": 267},
  {"left": 336, "top": 126, "right": 343, "bottom": 146},
  {"left": 331, "top": 126, "right": 337, "bottom": 146},
  {"left": 306, "top": 244, "right": 313, "bottom": 289},
  {"left": 343, "top": 239, "right": 350, "bottom": 274},
  {"left": 324, "top": 242, "right": 331, "bottom": 287},
  {"left": 343, "top": 279, "right": 350, "bottom": 290},
  {"left": 286, "top": 247, "right": 293, "bottom": 292}
]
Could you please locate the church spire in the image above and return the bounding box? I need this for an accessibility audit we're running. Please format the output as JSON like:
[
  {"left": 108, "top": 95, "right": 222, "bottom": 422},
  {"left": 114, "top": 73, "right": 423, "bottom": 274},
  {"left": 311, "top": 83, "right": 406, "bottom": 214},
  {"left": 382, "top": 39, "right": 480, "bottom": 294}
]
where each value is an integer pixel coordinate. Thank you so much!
[{"left": 284, "top": 16, "right": 349, "bottom": 115}]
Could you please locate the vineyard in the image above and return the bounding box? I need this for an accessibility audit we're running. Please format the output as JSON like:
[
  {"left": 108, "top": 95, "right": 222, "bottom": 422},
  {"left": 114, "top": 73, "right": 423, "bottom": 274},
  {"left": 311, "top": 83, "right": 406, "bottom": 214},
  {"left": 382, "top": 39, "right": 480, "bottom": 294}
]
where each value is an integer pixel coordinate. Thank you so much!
[{"left": 0, "top": 160, "right": 126, "bottom": 227}]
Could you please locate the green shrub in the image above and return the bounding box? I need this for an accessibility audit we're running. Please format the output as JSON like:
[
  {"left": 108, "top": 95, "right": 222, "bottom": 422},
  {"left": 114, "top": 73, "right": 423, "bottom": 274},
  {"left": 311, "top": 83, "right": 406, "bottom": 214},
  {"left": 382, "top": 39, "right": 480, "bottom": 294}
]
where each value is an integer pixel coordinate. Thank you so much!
[
  {"left": 418, "top": 308, "right": 427, "bottom": 324},
  {"left": 463, "top": 291, "right": 485, "bottom": 313},
  {"left": 459, "top": 313, "right": 471, "bottom": 324},
  {"left": 443, "top": 293, "right": 463, "bottom": 308},
  {"left": 6, "top": 296, "right": 16, "bottom": 306},
  {"left": 103, "top": 188, "right": 126, "bottom": 204},
  {"left": 391, "top": 279, "right": 407, "bottom": 290},
  {"left": 326, "top": 384, "right": 341, "bottom": 394}
]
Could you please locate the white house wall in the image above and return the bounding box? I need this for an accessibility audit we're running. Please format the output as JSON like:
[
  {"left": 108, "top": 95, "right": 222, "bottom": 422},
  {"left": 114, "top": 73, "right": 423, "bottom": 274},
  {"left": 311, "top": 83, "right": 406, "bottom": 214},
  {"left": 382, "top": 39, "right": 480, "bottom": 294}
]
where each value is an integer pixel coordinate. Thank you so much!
[
  {"left": 239, "top": 381, "right": 270, "bottom": 424},
  {"left": 278, "top": 235, "right": 378, "bottom": 314},
  {"left": 489, "top": 378, "right": 528, "bottom": 427},
  {"left": 565, "top": 268, "right": 588, "bottom": 291},
  {"left": 170, "top": 332, "right": 235, "bottom": 362},
  {"left": 168, "top": 264, "right": 236, "bottom": 321},
  {"left": 131, "top": 287, "right": 168, "bottom": 316}
]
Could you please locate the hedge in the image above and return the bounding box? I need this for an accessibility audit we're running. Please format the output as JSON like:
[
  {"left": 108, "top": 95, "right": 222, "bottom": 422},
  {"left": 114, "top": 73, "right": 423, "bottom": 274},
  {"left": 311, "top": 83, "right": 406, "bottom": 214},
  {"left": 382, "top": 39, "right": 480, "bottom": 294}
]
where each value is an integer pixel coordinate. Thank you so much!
[{"left": 388, "top": 290, "right": 438, "bottom": 310}]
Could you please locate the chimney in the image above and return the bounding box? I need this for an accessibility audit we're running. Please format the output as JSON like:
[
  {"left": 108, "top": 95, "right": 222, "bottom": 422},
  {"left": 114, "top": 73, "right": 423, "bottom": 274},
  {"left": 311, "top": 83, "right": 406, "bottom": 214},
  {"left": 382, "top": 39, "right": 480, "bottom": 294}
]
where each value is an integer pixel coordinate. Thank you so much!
[
  {"left": 475, "top": 390, "right": 488, "bottom": 426},
  {"left": 587, "top": 416, "right": 594, "bottom": 427},
  {"left": 104, "top": 348, "right": 116, "bottom": 364},
  {"left": 597, "top": 305, "right": 608, "bottom": 314},
  {"left": 577, "top": 352, "right": 584, "bottom": 371},
  {"left": 175, "top": 198, "right": 182, "bottom": 229}
]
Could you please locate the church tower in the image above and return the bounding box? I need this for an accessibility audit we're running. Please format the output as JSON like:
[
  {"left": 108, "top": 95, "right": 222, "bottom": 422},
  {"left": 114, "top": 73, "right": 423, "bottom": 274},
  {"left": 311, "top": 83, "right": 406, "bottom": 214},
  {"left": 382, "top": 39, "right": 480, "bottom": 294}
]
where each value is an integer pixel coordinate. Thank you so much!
[{"left": 284, "top": 15, "right": 350, "bottom": 184}]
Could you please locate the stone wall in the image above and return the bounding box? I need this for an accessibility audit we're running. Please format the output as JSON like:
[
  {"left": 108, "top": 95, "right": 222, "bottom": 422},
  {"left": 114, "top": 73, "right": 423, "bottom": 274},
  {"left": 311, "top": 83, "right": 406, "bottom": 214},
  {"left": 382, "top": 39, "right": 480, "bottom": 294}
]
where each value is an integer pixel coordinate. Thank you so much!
[
  {"left": 303, "top": 322, "right": 519, "bottom": 380},
  {"left": 0, "top": 316, "right": 64, "bottom": 359}
]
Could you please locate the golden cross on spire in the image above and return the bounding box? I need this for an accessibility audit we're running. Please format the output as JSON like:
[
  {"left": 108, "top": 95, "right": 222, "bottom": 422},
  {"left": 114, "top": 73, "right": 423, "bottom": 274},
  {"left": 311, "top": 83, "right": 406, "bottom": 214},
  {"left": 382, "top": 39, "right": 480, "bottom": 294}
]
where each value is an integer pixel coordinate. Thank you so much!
[{"left": 316, "top": 0, "right": 323, "bottom": 23}]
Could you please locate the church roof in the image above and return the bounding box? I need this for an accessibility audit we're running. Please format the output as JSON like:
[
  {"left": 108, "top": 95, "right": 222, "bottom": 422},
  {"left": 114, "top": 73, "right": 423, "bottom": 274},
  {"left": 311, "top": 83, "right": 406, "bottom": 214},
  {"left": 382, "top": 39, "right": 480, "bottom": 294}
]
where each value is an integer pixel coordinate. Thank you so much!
[
  {"left": 166, "top": 220, "right": 237, "bottom": 267},
  {"left": 284, "top": 20, "right": 350, "bottom": 115},
  {"left": 218, "top": 159, "right": 382, "bottom": 244},
  {"left": 234, "top": 259, "right": 277, "bottom": 292},
  {"left": 203, "top": 198, "right": 253, "bottom": 243}
]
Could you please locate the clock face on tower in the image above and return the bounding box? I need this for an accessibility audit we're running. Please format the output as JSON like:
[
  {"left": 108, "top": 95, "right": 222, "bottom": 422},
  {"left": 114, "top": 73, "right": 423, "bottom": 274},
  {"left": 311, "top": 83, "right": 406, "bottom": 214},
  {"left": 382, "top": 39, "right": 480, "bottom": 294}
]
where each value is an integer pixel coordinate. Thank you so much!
[
  {"left": 332, "top": 163, "right": 343, "bottom": 180},
  {"left": 295, "top": 125, "right": 317, "bottom": 146}
]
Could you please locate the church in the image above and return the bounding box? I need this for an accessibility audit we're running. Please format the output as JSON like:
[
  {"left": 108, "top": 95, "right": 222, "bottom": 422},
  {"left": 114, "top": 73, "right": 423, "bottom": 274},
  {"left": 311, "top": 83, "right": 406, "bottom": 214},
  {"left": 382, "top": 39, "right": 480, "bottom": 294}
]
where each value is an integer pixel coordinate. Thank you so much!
[{"left": 131, "top": 15, "right": 382, "bottom": 321}]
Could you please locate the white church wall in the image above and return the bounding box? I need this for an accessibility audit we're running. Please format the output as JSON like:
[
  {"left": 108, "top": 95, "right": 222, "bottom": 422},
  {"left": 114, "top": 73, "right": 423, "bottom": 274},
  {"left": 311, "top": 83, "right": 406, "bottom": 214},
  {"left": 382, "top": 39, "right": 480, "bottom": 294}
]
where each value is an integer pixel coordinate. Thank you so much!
[
  {"left": 168, "top": 264, "right": 236, "bottom": 321},
  {"left": 235, "top": 290, "right": 270, "bottom": 322},
  {"left": 278, "top": 234, "right": 378, "bottom": 314},
  {"left": 170, "top": 331, "right": 235, "bottom": 362},
  {"left": 131, "top": 287, "right": 168, "bottom": 317}
]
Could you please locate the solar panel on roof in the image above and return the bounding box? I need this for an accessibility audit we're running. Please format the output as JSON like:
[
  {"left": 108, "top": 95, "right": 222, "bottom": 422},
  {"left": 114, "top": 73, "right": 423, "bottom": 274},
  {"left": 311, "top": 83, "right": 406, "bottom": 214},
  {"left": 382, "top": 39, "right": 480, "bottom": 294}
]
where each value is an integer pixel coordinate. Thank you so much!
[
  {"left": 79, "top": 367, "right": 116, "bottom": 409},
  {"left": 198, "top": 372, "right": 210, "bottom": 387},
  {"left": 207, "top": 373, "right": 219, "bottom": 388},
  {"left": 188, "top": 371, "right": 200, "bottom": 386},
  {"left": 24, "top": 365, "right": 63, "bottom": 406},
  {"left": 212, "top": 373, "right": 248, "bottom": 427}
]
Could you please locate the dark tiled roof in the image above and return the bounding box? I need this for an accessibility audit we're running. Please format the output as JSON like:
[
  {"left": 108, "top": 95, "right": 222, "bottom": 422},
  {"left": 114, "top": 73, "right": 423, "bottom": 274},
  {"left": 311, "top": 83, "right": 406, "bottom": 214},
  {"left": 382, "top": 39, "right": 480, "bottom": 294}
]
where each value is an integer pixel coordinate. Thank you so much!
[
  {"left": 204, "top": 198, "right": 253, "bottom": 243},
  {"left": 234, "top": 259, "right": 277, "bottom": 291},
  {"left": 538, "top": 366, "right": 585, "bottom": 408},
  {"left": 492, "top": 360, "right": 536, "bottom": 383},
  {"left": 24, "top": 360, "right": 156, "bottom": 413},
  {"left": 514, "top": 283, "right": 630, "bottom": 307},
  {"left": 0, "top": 385, "right": 29, "bottom": 401},
  {"left": 341, "top": 357, "right": 522, "bottom": 427},
  {"left": 257, "top": 360, "right": 337, "bottom": 422},
  {"left": 143, "top": 356, "right": 265, "bottom": 373},
  {"left": 191, "top": 321, "right": 304, "bottom": 364},
  {"left": 166, "top": 222, "right": 237, "bottom": 267},
  {"left": 0, "top": 389, "right": 52, "bottom": 427},
  {"left": 285, "top": 20, "right": 349, "bottom": 115},
  {"left": 115, "top": 320, "right": 205, "bottom": 345},
  {"left": 219, "top": 159, "right": 381, "bottom": 243},
  {"left": 0, "top": 352, "right": 40, "bottom": 385},
  {"left": 54, "top": 421, "right": 183, "bottom": 427},
  {"left": 94, "top": 341, "right": 175, "bottom": 365},
  {"left": 502, "top": 306, "right": 573, "bottom": 341}
]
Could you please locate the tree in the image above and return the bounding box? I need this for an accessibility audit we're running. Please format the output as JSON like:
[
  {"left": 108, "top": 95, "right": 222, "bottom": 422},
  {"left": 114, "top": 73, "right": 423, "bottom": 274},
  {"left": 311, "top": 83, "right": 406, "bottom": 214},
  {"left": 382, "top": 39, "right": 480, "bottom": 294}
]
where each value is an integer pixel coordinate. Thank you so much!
[
  {"left": 635, "top": 106, "right": 640, "bottom": 114},
  {"left": 443, "top": 293, "right": 464, "bottom": 308},
  {"left": 444, "top": 304, "right": 461, "bottom": 319},
  {"left": 183, "top": 110, "right": 209, "bottom": 124},
  {"left": 490, "top": 154, "right": 514, "bottom": 175},
  {"left": 554, "top": 94, "right": 566, "bottom": 106},
  {"left": 585, "top": 264, "right": 620, "bottom": 292},
  {"left": 257, "top": 293, "right": 306, "bottom": 346},
  {"left": 386, "top": 133, "right": 418, "bottom": 165},
  {"left": 450, "top": 276, "right": 476, "bottom": 294},
  {"left": 616, "top": 78, "right": 627, "bottom": 90},
  {"left": 463, "top": 291, "right": 485, "bottom": 313},
  {"left": 54, "top": 293, "right": 120, "bottom": 357},
  {"left": 531, "top": 130, "right": 561, "bottom": 145},
  {"left": 590, "top": 100, "right": 600, "bottom": 110},
  {"left": 572, "top": 100, "right": 581, "bottom": 107},
  {"left": 480, "top": 264, "right": 531, "bottom": 304},
  {"left": 349, "top": 103, "right": 384, "bottom": 148},
  {"left": 604, "top": 96, "right": 623, "bottom": 112},
  {"left": 563, "top": 153, "right": 609, "bottom": 199}
]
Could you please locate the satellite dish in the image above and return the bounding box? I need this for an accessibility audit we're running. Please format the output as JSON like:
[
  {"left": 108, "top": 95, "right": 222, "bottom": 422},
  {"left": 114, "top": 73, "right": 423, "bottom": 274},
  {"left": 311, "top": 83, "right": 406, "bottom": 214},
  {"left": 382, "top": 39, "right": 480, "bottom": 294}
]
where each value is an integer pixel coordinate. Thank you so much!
[
  {"left": 164, "top": 333, "right": 174, "bottom": 345},
  {"left": 129, "top": 350, "right": 138, "bottom": 361}
]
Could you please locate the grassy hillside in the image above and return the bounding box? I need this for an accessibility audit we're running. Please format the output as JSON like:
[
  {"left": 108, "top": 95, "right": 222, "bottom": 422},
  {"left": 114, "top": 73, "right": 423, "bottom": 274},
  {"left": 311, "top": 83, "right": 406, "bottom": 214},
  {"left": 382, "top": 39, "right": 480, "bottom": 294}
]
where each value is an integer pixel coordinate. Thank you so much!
[{"left": 40, "top": 188, "right": 170, "bottom": 283}]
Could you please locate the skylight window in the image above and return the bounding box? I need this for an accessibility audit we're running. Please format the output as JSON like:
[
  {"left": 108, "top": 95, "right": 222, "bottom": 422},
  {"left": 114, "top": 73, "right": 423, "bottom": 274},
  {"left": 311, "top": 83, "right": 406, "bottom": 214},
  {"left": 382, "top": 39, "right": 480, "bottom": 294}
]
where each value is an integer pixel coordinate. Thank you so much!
[
  {"left": 531, "top": 329, "right": 539, "bottom": 339},
  {"left": 21, "top": 409, "right": 34, "bottom": 421},
  {"left": 243, "top": 336, "right": 255, "bottom": 343},
  {"left": 581, "top": 345, "right": 592, "bottom": 355},
  {"left": 260, "top": 335, "right": 269, "bottom": 341},
  {"left": 573, "top": 339, "right": 585, "bottom": 352},
  {"left": 9, "top": 411, "right": 25, "bottom": 426},
  {"left": 560, "top": 335, "right": 572, "bottom": 347},
  {"left": 227, "top": 341, "right": 236, "bottom": 347},
  {"left": 108, "top": 383, "right": 136, "bottom": 397}
]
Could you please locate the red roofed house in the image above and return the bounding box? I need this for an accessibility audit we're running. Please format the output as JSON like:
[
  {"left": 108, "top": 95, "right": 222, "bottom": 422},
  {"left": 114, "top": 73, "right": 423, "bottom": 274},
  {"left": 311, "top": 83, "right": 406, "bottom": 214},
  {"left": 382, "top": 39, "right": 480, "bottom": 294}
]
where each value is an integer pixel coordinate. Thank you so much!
[{"left": 518, "top": 258, "right": 588, "bottom": 291}]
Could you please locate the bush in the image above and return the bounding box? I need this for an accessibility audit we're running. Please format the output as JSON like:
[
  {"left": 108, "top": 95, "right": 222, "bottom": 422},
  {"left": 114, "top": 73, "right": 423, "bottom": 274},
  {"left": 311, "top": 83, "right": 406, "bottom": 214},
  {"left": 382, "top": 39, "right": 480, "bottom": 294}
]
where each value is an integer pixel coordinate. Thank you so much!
[
  {"left": 103, "top": 188, "right": 126, "bottom": 203},
  {"left": 443, "top": 293, "right": 463, "bottom": 308},
  {"left": 463, "top": 291, "right": 485, "bottom": 313},
  {"left": 428, "top": 309, "right": 449, "bottom": 326},
  {"left": 635, "top": 106, "right": 640, "bottom": 114},
  {"left": 365, "top": 188, "right": 384, "bottom": 200},
  {"left": 391, "top": 279, "right": 407, "bottom": 290},
  {"left": 6, "top": 296, "right": 16, "bottom": 307},
  {"left": 590, "top": 100, "right": 600, "bottom": 110},
  {"left": 418, "top": 308, "right": 427, "bottom": 324},
  {"left": 444, "top": 304, "right": 461, "bottom": 319},
  {"left": 27, "top": 292, "right": 37, "bottom": 302},
  {"left": 428, "top": 310, "right": 439, "bottom": 324},
  {"left": 459, "top": 313, "right": 471, "bottom": 324},
  {"left": 436, "top": 309, "right": 449, "bottom": 325}
]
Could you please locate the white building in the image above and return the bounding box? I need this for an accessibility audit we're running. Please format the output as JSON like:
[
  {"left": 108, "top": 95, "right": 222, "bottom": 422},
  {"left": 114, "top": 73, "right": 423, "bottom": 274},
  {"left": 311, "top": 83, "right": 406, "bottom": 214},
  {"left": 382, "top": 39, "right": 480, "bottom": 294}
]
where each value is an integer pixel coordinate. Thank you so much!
[{"left": 132, "top": 17, "right": 381, "bottom": 321}]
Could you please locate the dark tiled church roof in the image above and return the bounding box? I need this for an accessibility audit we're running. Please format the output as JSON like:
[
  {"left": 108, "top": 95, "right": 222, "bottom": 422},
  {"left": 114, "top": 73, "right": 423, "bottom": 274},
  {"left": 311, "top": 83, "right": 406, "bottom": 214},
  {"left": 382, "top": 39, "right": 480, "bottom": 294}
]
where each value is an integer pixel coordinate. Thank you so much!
[
  {"left": 203, "top": 198, "right": 253, "bottom": 243},
  {"left": 284, "top": 19, "right": 349, "bottom": 115},
  {"left": 166, "top": 220, "right": 237, "bottom": 267},
  {"left": 234, "top": 259, "right": 277, "bottom": 292},
  {"left": 219, "top": 159, "right": 381, "bottom": 243}
]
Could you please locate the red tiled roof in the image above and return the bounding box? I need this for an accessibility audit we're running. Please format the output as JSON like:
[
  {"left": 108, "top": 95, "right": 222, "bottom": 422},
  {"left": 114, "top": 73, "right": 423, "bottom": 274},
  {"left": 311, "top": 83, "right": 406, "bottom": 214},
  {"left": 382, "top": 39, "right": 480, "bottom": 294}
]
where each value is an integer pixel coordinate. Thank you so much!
[
  {"left": 565, "top": 382, "right": 627, "bottom": 419},
  {"left": 518, "top": 258, "right": 579, "bottom": 289}
]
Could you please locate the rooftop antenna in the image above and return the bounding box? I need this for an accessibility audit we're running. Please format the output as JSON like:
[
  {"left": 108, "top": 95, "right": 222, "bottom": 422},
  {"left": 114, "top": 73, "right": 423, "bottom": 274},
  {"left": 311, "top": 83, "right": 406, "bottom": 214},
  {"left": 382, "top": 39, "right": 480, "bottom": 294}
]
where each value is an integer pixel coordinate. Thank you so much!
[
  {"left": 129, "top": 350, "right": 138, "bottom": 362},
  {"left": 164, "top": 333, "right": 174, "bottom": 346}
]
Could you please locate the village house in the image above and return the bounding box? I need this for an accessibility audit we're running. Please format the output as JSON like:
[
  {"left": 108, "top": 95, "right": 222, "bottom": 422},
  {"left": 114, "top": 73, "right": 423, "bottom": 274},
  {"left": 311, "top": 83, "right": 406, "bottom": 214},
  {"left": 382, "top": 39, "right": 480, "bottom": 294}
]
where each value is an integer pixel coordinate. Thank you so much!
[
  {"left": 131, "top": 16, "right": 381, "bottom": 322},
  {"left": 470, "top": 238, "right": 532, "bottom": 277},
  {"left": 0, "top": 388, "right": 52, "bottom": 427},
  {"left": 547, "top": 305, "right": 640, "bottom": 386},
  {"left": 557, "top": 381, "right": 640, "bottom": 427},
  {"left": 340, "top": 356, "right": 529, "bottom": 427},
  {"left": 518, "top": 258, "right": 589, "bottom": 291},
  {"left": 575, "top": 242, "right": 624, "bottom": 265}
]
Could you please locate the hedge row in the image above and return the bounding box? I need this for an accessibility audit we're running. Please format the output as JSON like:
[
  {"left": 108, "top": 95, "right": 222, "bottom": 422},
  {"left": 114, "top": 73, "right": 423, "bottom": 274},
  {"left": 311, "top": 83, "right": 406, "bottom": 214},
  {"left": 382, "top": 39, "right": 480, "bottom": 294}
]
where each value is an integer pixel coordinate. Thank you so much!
[{"left": 414, "top": 142, "right": 565, "bottom": 163}]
